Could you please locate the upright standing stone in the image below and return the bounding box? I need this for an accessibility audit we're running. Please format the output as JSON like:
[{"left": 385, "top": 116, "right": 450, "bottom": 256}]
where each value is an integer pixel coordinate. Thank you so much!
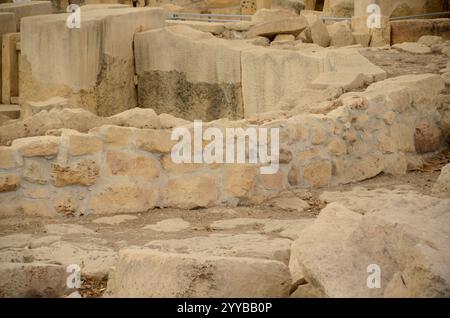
[
  {"left": 0, "top": 12, "right": 15, "bottom": 102},
  {"left": 20, "top": 7, "right": 166, "bottom": 116},
  {"left": 2, "top": 32, "right": 20, "bottom": 104}
]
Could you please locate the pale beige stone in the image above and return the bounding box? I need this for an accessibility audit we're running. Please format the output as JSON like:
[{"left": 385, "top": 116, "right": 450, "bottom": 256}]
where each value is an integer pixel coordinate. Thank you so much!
[
  {"left": 92, "top": 215, "right": 138, "bottom": 225},
  {"left": 145, "top": 233, "right": 292, "bottom": 265},
  {"left": 161, "top": 174, "right": 219, "bottom": 209},
  {"left": 108, "top": 249, "right": 291, "bottom": 297},
  {"left": 303, "top": 160, "right": 331, "bottom": 188},
  {"left": 432, "top": 163, "right": 450, "bottom": 198},
  {"left": 89, "top": 184, "right": 158, "bottom": 215},
  {"left": 12, "top": 136, "right": 60, "bottom": 157},
  {"left": 134, "top": 129, "right": 176, "bottom": 153},
  {"left": 67, "top": 134, "right": 103, "bottom": 156},
  {"left": 23, "top": 159, "right": 49, "bottom": 185},
  {"left": 223, "top": 165, "right": 257, "bottom": 198},
  {"left": 51, "top": 159, "right": 99, "bottom": 187},
  {"left": 105, "top": 151, "right": 160, "bottom": 181},
  {"left": 0, "top": 262, "right": 67, "bottom": 298},
  {"left": 393, "top": 42, "right": 432, "bottom": 54},
  {"left": 0, "top": 173, "right": 19, "bottom": 192},
  {"left": 0, "top": 146, "right": 15, "bottom": 168},
  {"left": 143, "top": 218, "right": 190, "bottom": 233}
]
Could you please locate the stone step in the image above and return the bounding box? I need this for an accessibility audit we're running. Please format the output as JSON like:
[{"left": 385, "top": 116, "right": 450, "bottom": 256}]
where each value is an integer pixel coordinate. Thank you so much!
[{"left": 0, "top": 104, "right": 20, "bottom": 119}]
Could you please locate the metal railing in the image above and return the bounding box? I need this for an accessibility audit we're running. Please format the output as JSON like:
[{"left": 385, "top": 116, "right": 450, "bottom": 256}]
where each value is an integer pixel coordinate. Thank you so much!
[
  {"left": 167, "top": 12, "right": 252, "bottom": 23},
  {"left": 166, "top": 11, "right": 450, "bottom": 23}
]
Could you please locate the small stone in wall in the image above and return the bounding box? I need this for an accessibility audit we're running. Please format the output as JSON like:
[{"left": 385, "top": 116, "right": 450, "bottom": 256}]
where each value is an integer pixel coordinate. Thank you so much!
[
  {"left": 51, "top": 159, "right": 99, "bottom": 187},
  {"left": 414, "top": 122, "right": 442, "bottom": 154},
  {"left": 303, "top": 160, "right": 332, "bottom": 188},
  {"left": 0, "top": 174, "right": 20, "bottom": 192}
]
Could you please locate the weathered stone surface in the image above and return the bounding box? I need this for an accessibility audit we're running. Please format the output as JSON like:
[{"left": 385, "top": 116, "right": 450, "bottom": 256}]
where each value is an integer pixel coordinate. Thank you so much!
[
  {"left": 247, "top": 16, "right": 308, "bottom": 38},
  {"left": 223, "top": 165, "right": 257, "bottom": 199},
  {"left": 432, "top": 163, "right": 450, "bottom": 198},
  {"left": 303, "top": 14, "right": 330, "bottom": 47},
  {"left": 271, "top": 33, "right": 295, "bottom": 45},
  {"left": 0, "top": 234, "right": 31, "bottom": 249},
  {"left": 12, "top": 136, "right": 60, "bottom": 157},
  {"left": 161, "top": 174, "right": 219, "bottom": 209},
  {"left": 390, "top": 19, "right": 450, "bottom": 44},
  {"left": 89, "top": 184, "right": 158, "bottom": 215},
  {"left": 45, "top": 224, "right": 96, "bottom": 236},
  {"left": 166, "top": 20, "right": 226, "bottom": 35},
  {"left": 354, "top": 0, "right": 448, "bottom": 19},
  {"left": 0, "top": 262, "right": 67, "bottom": 298},
  {"left": 30, "top": 241, "right": 117, "bottom": 278},
  {"left": 0, "top": 1, "right": 52, "bottom": 31},
  {"left": 92, "top": 215, "right": 138, "bottom": 225},
  {"left": 352, "top": 32, "right": 371, "bottom": 47},
  {"left": 51, "top": 159, "right": 99, "bottom": 187},
  {"left": 414, "top": 122, "right": 442, "bottom": 154},
  {"left": 143, "top": 218, "right": 190, "bottom": 232},
  {"left": 267, "top": 195, "right": 309, "bottom": 212},
  {"left": 107, "top": 249, "right": 291, "bottom": 297},
  {"left": 109, "top": 107, "right": 160, "bottom": 129},
  {"left": 105, "top": 151, "right": 160, "bottom": 181},
  {"left": 418, "top": 35, "right": 443, "bottom": 47},
  {"left": 134, "top": 25, "right": 250, "bottom": 121},
  {"left": 303, "top": 160, "right": 331, "bottom": 188},
  {"left": 23, "top": 159, "right": 49, "bottom": 184},
  {"left": 21, "top": 97, "right": 73, "bottom": 119},
  {"left": 0, "top": 146, "right": 15, "bottom": 169},
  {"left": 393, "top": 42, "right": 432, "bottom": 54},
  {"left": 327, "top": 22, "right": 353, "bottom": 47},
  {"left": 0, "top": 108, "right": 106, "bottom": 146},
  {"left": 134, "top": 129, "right": 175, "bottom": 153},
  {"left": 210, "top": 217, "right": 314, "bottom": 240},
  {"left": 0, "top": 173, "right": 19, "bottom": 192},
  {"left": 145, "top": 233, "right": 292, "bottom": 264},
  {"left": 291, "top": 187, "right": 450, "bottom": 297},
  {"left": 66, "top": 134, "right": 103, "bottom": 156},
  {"left": 20, "top": 7, "right": 166, "bottom": 116},
  {"left": 323, "top": 0, "right": 354, "bottom": 17}
]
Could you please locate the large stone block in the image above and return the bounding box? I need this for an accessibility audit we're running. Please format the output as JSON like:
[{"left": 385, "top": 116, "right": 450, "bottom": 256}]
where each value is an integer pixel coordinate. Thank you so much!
[
  {"left": 20, "top": 7, "right": 166, "bottom": 116},
  {"left": 0, "top": 1, "right": 52, "bottom": 31},
  {"left": 1, "top": 32, "right": 20, "bottom": 104},
  {"left": 0, "top": 262, "right": 67, "bottom": 297},
  {"left": 0, "top": 12, "right": 15, "bottom": 100},
  {"left": 391, "top": 19, "right": 450, "bottom": 44},
  {"left": 354, "top": 0, "right": 448, "bottom": 18},
  {"left": 134, "top": 25, "right": 252, "bottom": 121},
  {"left": 107, "top": 249, "right": 291, "bottom": 297}
]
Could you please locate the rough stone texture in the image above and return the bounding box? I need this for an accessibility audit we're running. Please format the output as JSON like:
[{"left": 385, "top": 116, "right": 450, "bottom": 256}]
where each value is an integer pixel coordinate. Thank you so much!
[
  {"left": 323, "top": 0, "right": 354, "bottom": 17},
  {"left": 107, "top": 249, "right": 291, "bottom": 297},
  {"left": 51, "top": 159, "right": 99, "bottom": 187},
  {"left": 355, "top": 0, "right": 448, "bottom": 19},
  {"left": 0, "top": 12, "right": 15, "bottom": 101},
  {"left": 161, "top": 174, "right": 219, "bottom": 209},
  {"left": 432, "top": 163, "right": 450, "bottom": 198},
  {"left": 302, "top": 14, "right": 330, "bottom": 47},
  {"left": 0, "top": 174, "right": 19, "bottom": 192},
  {"left": 166, "top": 20, "right": 226, "bottom": 35},
  {"left": 20, "top": 7, "right": 166, "bottom": 116},
  {"left": 134, "top": 26, "right": 251, "bottom": 121},
  {"left": 0, "top": 74, "right": 445, "bottom": 215},
  {"left": 246, "top": 16, "right": 308, "bottom": 38},
  {"left": 143, "top": 218, "right": 190, "bottom": 232},
  {"left": 0, "top": 262, "right": 67, "bottom": 298},
  {"left": 290, "top": 187, "right": 450, "bottom": 297},
  {"left": 0, "top": 1, "right": 52, "bottom": 31},
  {"left": 327, "top": 21, "right": 354, "bottom": 47},
  {"left": 145, "top": 233, "right": 292, "bottom": 264},
  {"left": 393, "top": 42, "right": 432, "bottom": 55},
  {"left": 92, "top": 214, "right": 137, "bottom": 225},
  {"left": 390, "top": 19, "right": 450, "bottom": 44}
]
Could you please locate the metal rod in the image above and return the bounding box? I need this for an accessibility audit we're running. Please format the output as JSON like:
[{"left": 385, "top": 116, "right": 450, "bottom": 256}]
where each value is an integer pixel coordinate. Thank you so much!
[{"left": 390, "top": 11, "right": 450, "bottom": 21}]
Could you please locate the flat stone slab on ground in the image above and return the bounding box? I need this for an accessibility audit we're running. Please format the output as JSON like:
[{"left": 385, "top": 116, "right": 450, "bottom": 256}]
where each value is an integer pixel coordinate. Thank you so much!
[
  {"left": 145, "top": 233, "right": 292, "bottom": 265},
  {"left": 107, "top": 249, "right": 291, "bottom": 297},
  {"left": 143, "top": 218, "right": 190, "bottom": 232},
  {"left": 93, "top": 215, "right": 138, "bottom": 225}
]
